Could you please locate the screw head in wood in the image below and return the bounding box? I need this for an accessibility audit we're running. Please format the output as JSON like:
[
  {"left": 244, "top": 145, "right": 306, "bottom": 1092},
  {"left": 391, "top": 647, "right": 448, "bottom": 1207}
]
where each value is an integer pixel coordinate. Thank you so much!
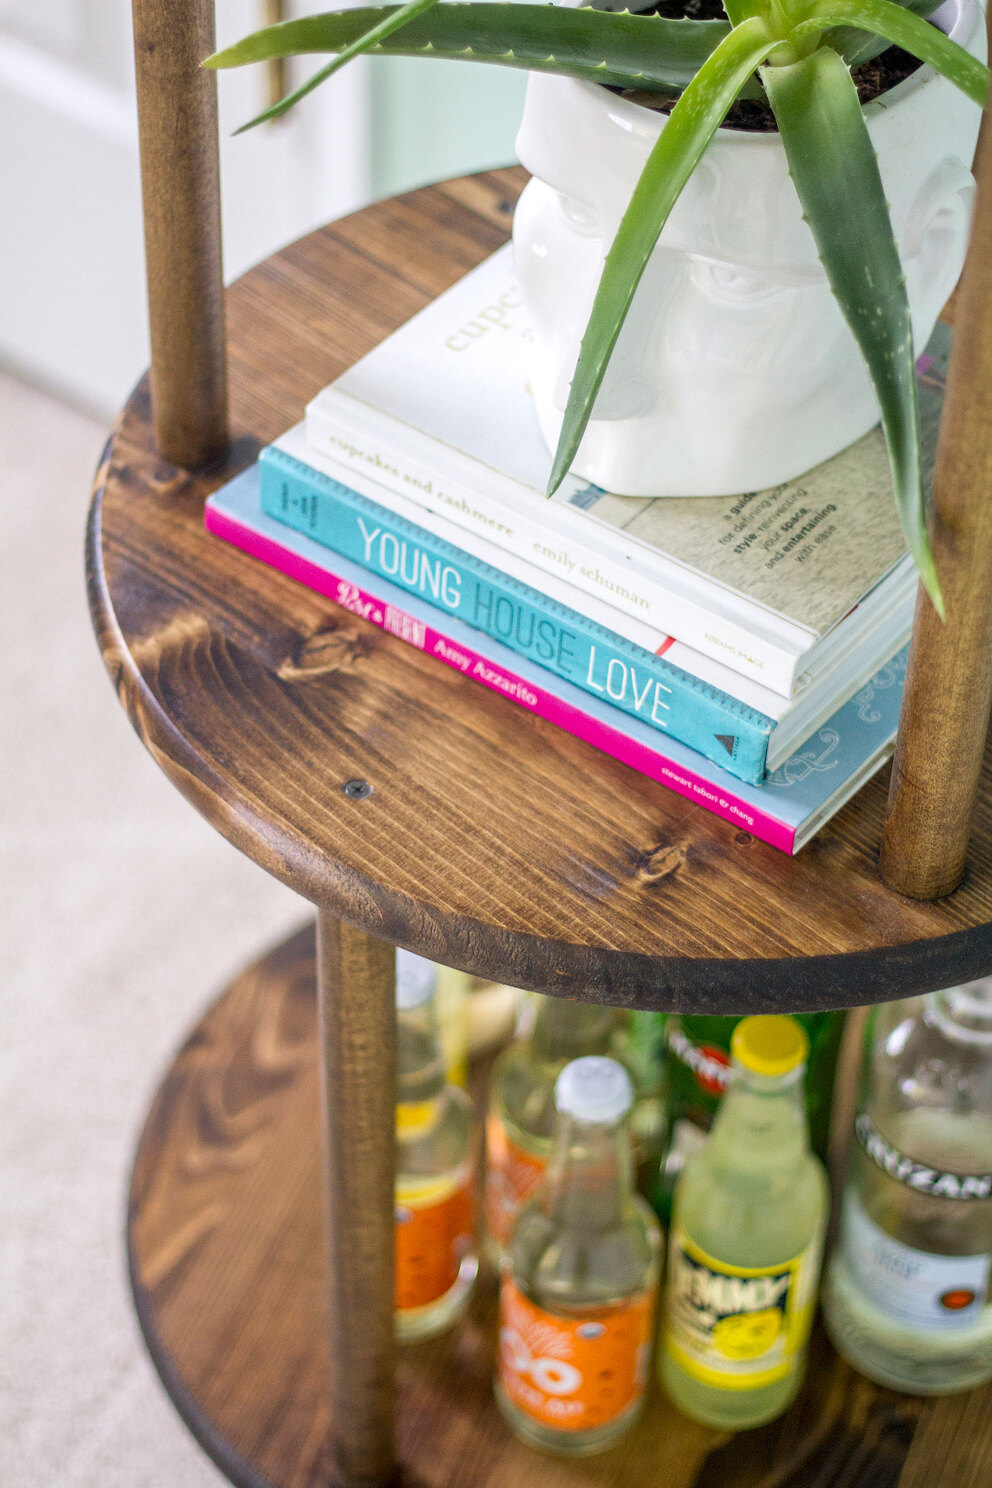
[{"left": 342, "top": 779, "right": 373, "bottom": 800}]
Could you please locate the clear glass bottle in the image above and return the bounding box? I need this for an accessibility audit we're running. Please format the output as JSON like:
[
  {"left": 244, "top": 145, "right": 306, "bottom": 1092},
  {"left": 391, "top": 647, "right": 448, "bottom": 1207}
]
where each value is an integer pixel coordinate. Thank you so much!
[
  {"left": 394, "top": 950, "right": 478, "bottom": 1341},
  {"left": 495, "top": 1056, "right": 662, "bottom": 1455},
  {"left": 823, "top": 977, "right": 992, "bottom": 1394},
  {"left": 433, "top": 963, "right": 470, "bottom": 1087},
  {"left": 660, "top": 1015, "right": 828, "bottom": 1429},
  {"left": 484, "top": 994, "right": 617, "bottom": 1267},
  {"left": 611, "top": 1010, "right": 667, "bottom": 1189}
]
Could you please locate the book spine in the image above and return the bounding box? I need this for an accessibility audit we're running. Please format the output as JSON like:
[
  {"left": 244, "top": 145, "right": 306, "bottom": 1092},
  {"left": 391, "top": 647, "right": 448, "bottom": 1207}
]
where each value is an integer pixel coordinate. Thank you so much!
[
  {"left": 306, "top": 399, "right": 804, "bottom": 694},
  {"left": 258, "top": 447, "right": 775, "bottom": 783},
  {"left": 204, "top": 498, "right": 799, "bottom": 853}
]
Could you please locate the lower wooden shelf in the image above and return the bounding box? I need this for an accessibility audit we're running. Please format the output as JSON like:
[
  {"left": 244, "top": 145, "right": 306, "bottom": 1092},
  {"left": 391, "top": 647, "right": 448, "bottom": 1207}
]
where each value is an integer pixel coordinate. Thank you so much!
[{"left": 128, "top": 924, "right": 983, "bottom": 1488}]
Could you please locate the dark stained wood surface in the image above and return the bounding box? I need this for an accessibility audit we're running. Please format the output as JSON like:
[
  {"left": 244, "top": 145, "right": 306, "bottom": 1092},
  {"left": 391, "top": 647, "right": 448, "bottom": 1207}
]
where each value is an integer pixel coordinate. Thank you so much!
[
  {"left": 316, "top": 914, "right": 397, "bottom": 1486},
  {"left": 128, "top": 927, "right": 990, "bottom": 1488},
  {"left": 87, "top": 169, "right": 992, "bottom": 1013},
  {"left": 131, "top": 0, "right": 228, "bottom": 468}
]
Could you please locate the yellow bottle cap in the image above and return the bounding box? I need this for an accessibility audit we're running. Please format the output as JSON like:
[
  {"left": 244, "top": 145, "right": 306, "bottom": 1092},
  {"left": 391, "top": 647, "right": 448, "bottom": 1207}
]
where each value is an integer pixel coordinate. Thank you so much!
[{"left": 731, "top": 1015, "right": 808, "bottom": 1077}]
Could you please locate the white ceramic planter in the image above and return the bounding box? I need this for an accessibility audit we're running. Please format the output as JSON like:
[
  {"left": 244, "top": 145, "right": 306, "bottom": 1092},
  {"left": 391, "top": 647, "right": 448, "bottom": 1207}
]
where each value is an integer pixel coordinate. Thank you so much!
[{"left": 513, "top": 0, "right": 985, "bottom": 496}]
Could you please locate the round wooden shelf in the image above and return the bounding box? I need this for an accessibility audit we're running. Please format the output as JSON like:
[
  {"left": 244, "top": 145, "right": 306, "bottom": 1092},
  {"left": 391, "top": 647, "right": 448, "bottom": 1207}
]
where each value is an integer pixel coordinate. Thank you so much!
[
  {"left": 87, "top": 169, "right": 992, "bottom": 1011},
  {"left": 130, "top": 924, "right": 939, "bottom": 1488}
]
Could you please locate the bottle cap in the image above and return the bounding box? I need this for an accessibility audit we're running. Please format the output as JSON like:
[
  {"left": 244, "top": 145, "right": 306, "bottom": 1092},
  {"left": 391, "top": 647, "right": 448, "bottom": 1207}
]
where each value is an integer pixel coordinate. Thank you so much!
[
  {"left": 731, "top": 1015, "right": 808, "bottom": 1077},
  {"left": 395, "top": 950, "right": 436, "bottom": 1010},
  {"left": 555, "top": 1056, "right": 633, "bottom": 1123}
]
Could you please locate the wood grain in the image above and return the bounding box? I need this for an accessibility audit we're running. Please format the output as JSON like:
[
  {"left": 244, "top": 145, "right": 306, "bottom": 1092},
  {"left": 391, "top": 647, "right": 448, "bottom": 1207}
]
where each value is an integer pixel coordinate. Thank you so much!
[
  {"left": 127, "top": 927, "right": 988, "bottom": 1488},
  {"left": 898, "top": 1380, "right": 992, "bottom": 1488},
  {"left": 132, "top": 0, "right": 228, "bottom": 467},
  {"left": 881, "top": 9, "right": 992, "bottom": 898},
  {"left": 317, "top": 914, "right": 396, "bottom": 1487},
  {"left": 87, "top": 169, "right": 992, "bottom": 1011}
]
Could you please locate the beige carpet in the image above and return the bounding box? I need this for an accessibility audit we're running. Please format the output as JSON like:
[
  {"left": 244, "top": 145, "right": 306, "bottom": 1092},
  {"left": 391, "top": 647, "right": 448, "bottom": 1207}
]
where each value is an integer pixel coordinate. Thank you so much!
[{"left": 1, "top": 373, "right": 303, "bottom": 1486}]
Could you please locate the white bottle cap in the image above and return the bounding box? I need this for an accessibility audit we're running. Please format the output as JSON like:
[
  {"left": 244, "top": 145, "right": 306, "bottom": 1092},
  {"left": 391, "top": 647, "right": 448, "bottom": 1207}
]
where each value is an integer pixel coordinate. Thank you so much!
[
  {"left": 395, "top": 950, "right": 436, "bottom": 1010},
  {"left": 555, "top": 1056, "right": 633, "bottom": 1124}
]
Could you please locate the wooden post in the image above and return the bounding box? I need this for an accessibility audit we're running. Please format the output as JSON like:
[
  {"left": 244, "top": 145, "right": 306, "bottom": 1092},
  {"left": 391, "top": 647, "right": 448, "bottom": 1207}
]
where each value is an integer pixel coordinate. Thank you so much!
[
  {"left": 880, "top": 68, "right": 992, "bottom": 900},
  {"left": 316, "top": 913, "right": 396, "bottom": 1488},
  {"left": 132, "top": 0, "right": 228, "bottom": 468}
]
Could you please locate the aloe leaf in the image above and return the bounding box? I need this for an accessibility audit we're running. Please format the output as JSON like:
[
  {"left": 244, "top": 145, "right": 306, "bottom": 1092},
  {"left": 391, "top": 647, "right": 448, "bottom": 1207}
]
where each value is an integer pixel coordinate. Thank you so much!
[
  {"left": 232, "top": 0, "right": 441, "bottom": 130},
  {"left": 763, "top": 47, "right": 942, "bottom": 614},
  {"left": 205, "top": 4, "right": 729, "bottom": 104},
  {"left": 549, "top": 15, "right": 775, "bottom": 494},
  {"left": 720, "top": 0, "right": 768, "bottom": 25},
  {"left": 831, "top": 0, "right": 943, "bottom": 72},
  {"left": 794, "top": 0, "right": 989, "bottom": 104}
]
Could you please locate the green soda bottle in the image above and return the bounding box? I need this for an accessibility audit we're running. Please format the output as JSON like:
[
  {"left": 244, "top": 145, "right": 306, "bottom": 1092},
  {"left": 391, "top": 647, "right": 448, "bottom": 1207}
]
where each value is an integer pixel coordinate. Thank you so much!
[
  {"left": 495, "top": 1056, "right": 662, "bottom": 1454},
  {"left": 660, "top": 1016, "right": 828, "bottom": 1428},
  {"left": 651, "top": 1010, "right": 843, "bottom": 1222},
  {"left": 484, "top": 994, "right": 617, "bottom": 1267}
]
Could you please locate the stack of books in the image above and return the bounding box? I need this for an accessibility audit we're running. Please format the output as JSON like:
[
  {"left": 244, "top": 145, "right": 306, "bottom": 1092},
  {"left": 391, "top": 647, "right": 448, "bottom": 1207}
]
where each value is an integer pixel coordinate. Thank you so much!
[{"left": 206, "top": 246, "right": 948, "bottom": 853}]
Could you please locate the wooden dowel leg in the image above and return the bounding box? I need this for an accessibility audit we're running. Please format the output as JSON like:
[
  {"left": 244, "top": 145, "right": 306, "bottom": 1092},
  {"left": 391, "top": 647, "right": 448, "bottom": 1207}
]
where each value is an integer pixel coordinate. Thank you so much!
[
  {"left": 317, "top": 913, "right": 396, "bottom": 1488},
  {"left": 881, "top": 54, "right": 992, "bottom": 900},
  {"left": 131, "top": 0, "right": 228, "bottom": 468}
]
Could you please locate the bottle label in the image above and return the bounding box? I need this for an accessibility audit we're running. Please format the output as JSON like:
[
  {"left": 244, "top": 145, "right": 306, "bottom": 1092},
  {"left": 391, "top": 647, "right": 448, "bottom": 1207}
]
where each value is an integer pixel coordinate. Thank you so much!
[
  {"left": 664, "top": 1228, "right": 820, "bottom": 1391},
  {"left": 854, "top": 1113, "right": 992, "bottom": 1200},
  {"left": 395, "top": 1170, "right": 474, "bottom": 1313},
  {"left": 839, "top": 1193, "right": 991, "bottom": 1331},
  {"left": 485, "top": 1115, "right": 547, "bottom": 1247},
  {"left": 666, "top": 1024, "right": 732, "bottom": 1099},
  {"left": 497, "top": 1280, "right": 654, "bottom": 1432}
]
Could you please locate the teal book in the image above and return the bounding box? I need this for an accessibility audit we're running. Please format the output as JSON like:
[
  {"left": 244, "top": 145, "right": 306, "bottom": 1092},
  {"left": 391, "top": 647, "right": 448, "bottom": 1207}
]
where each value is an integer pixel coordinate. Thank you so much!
[
  {"left": 205, "top": 465, "right": 907, "bottom": 855},
  {"left": 259, "top": 443, "right": 788, "bottom": 783}
]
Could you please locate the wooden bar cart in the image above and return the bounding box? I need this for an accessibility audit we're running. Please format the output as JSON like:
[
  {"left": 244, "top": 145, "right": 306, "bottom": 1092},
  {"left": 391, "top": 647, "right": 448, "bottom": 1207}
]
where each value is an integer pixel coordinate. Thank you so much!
[{"left": 87, "top": 4, "right": 992, "bottom": 1485}]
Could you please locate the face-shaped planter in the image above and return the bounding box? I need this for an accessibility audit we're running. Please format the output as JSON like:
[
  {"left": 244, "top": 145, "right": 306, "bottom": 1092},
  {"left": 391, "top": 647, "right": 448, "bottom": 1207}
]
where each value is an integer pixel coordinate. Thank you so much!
[{"left": 513, "top": 0, "right": 985, "bottom": 497}]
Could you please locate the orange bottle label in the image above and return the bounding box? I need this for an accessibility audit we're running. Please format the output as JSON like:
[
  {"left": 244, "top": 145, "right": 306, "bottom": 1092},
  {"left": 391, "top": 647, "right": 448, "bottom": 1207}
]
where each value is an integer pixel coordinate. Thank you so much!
[
  {"left": 497, "top": 1280, "right": 655, "bottom": 1432},
  {"left": 395, "top": 1171, "right": 474, "bottom": 1313},
  {"left": 485, "top": 1115, "right": 547, "bottom": 1246}
]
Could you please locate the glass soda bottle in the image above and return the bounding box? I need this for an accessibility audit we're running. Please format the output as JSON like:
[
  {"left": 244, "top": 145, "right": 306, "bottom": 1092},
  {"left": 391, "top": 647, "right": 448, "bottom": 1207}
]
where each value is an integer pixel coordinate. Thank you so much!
[
  {"left": 495, "top": 1056, "right": 662, "bottom": 1454},
  {"left": 611, "top": 1010, "right": 667, "bottom": 1187},
  {"left": 823, "top": 977, "right": 992, "bottom": 1393},
  {"left": 485, "top": 994, "right": 617, "bottom": 1267},
  {"left": 394, "top": 949, "right": 478, "bottom": 1341},
  {"left": 661, "top": 1015, "right": 828, "bottom": 1428},
  {"left": 651, "top": 1010, "right": 844, "bottom": 1222}
]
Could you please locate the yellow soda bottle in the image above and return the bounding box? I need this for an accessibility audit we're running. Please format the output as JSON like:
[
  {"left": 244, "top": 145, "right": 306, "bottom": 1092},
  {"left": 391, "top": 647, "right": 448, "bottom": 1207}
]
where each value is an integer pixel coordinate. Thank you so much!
[
  {"left": 495, "top": 1056, "right": 662, "bottom": 1454},
  {"left": 394, "top": 950, "right": 477, "bottom": 1340},
  {"left": 660, "top": 1015, "right": 828, "bottom": 1428}
]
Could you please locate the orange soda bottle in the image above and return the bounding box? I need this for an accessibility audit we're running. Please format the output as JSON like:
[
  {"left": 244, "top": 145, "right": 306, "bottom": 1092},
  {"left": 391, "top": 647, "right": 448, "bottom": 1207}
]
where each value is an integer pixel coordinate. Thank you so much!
[
  {"left": 395, "top": 950, "right": 477, "bottom": 1340},
  {"left": 495, "top": 1056, "right": 662, "bottom": 1454},
  {"left": 485, "top": 995, "right": 616, "bottom": 1267}
]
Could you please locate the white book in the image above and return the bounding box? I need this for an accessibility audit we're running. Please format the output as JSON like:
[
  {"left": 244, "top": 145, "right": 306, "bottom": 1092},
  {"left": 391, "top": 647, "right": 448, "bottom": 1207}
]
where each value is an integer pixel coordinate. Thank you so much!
[
  {"left": 274, "top": 423, "right": 913, "bottom": 772},
  {"left": 306, "top": 244, "right": 922, "bottom": 696}
]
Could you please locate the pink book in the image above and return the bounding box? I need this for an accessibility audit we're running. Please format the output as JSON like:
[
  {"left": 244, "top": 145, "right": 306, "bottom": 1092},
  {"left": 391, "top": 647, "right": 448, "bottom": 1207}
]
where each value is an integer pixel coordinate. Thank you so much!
[{"left": 205, "top": 467, "right": 905, "bottom": 855}]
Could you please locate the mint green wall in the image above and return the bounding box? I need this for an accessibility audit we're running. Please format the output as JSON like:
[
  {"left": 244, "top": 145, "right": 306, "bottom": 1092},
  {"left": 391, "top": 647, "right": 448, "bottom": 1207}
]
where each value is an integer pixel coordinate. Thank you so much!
[{"left": 369, "top": 58, "right": 527, "bottom": 199}]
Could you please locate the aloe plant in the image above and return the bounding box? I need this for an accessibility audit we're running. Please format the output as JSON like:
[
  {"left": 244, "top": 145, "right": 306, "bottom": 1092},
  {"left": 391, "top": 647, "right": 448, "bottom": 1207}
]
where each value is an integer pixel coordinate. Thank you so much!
[{"left": 206, "top": 2, "right": 989, "bottom": 613}]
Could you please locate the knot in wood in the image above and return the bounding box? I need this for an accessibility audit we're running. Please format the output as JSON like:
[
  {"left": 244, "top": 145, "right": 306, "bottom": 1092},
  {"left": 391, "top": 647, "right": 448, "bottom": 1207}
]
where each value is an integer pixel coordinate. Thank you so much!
[
  {"left": 637, "top": 843, "right": 686, "bottom": 884},
  {"left": 279, "top": 627, "right": 364, "bottom": 680}
]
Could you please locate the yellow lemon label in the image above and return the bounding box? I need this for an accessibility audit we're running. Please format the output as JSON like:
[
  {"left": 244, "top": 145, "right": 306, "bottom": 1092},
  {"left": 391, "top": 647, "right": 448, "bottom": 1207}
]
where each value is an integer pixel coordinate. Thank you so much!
[{"left": 663, "top": 1228, "right": 820, "bottom": 1392}]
